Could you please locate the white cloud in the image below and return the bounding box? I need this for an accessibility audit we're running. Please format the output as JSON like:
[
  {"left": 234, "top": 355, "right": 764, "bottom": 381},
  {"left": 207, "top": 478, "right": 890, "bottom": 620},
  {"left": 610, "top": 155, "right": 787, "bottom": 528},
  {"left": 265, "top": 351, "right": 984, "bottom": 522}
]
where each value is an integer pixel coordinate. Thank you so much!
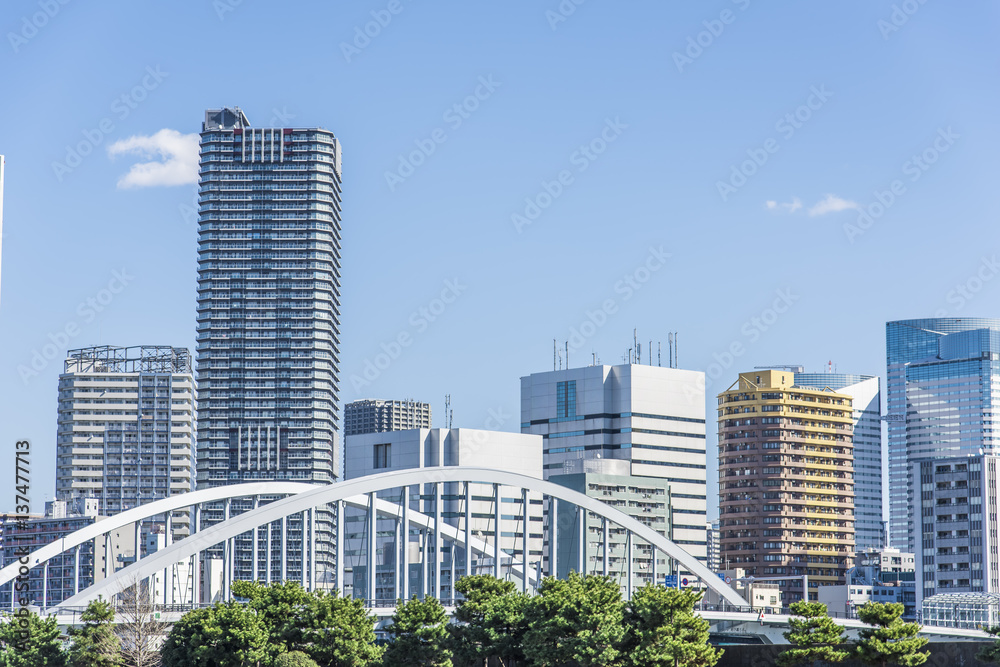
[
  {"left": 107, "top": 129, "right": 199, "bottom": 188},
  {"left": 808, "top": 194, "right": 859, "bottom": 217},
  {"left": 765, "top": 197, "right": 802, "bottom": 213}
]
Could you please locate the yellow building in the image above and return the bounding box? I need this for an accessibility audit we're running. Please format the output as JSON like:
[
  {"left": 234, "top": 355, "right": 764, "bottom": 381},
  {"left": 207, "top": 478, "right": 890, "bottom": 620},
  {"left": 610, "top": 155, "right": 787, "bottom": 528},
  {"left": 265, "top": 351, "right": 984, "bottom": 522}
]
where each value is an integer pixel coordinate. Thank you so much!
[{"left": 717, "top": 370, "right": 855, "bottom": 603}]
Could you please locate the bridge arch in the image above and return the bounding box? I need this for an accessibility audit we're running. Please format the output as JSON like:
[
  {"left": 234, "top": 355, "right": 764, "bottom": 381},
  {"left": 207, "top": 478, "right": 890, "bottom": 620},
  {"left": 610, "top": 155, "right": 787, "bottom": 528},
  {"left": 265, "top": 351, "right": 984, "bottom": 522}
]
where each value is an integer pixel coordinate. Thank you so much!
[{"left": 51, "top": 467, "right": 746, "bottom": 609}]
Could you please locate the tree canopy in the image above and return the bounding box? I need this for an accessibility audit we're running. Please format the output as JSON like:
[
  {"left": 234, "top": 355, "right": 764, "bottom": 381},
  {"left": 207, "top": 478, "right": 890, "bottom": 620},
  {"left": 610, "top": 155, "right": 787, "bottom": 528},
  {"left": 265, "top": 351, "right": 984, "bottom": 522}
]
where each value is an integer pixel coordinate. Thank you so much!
[
  {"left": 854, "top": 602, "right": 929, "bottom": 667},
  {"left": 775, "top": 601, "right": 848, "bottom": 667}
]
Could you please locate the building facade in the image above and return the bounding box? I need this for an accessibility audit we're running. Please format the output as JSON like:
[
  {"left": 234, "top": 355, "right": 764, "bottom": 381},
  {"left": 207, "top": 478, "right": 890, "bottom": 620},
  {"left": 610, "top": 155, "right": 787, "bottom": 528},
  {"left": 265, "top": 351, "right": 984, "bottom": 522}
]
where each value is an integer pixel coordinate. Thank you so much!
[
  {"left": 344, "top": 399, "right": 432, "bottom": 437},
  {"left": 818, "top": 547, "right": 917, "bottom": 619},
  {"left": 343, "top": 428, "right": 545, "bottom": 602},
  {"left": 550, "top": 458, "right": 674, "bottom": 591},
  {"left": 520, "top": 363, "right": 709, "bottom": 579},
  {"left": 0, "top": 500, "right": 133, "bottom": 609},
  {"left": 707, "top": 520, "right": 721, "bottom": 573},
  {"left": 718, "top": 370, "right": 855, "bottom": 602},
  {"left": 913, "top": 454, "right": 1000, "bottom": 606},
  {"left": 56, "top": 345, "right": 194, "bottom": 537},
  {"left": 886, "top": 318, "right": 1000, "bottom": 552},
  {"left": 195, "top": 107, "right": 343, "bottom": 584},
  {"left": 795, "top": 373, "right": 882, "bottom": 552}
]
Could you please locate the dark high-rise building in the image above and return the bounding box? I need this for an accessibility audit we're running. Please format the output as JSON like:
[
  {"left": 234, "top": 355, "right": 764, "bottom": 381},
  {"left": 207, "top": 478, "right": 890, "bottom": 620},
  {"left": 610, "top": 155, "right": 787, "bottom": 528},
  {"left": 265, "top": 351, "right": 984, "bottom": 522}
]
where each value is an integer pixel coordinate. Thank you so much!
[
  {"left": 195, "top": 107, "right": 343, "bottom": 585},
  {"left": 344, "top": 399, "right": 432, "bottom": 437}
]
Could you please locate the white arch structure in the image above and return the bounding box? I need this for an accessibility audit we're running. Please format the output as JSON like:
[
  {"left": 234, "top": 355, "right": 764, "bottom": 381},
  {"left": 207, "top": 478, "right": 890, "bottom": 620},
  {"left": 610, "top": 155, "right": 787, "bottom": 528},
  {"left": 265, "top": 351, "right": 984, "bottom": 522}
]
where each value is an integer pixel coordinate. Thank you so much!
[
  {"left": 45, "top": 468, "right": 746, "bottom": 609},
  {"left": 0, "top": 482, "right": 314, "bottom": 591}
]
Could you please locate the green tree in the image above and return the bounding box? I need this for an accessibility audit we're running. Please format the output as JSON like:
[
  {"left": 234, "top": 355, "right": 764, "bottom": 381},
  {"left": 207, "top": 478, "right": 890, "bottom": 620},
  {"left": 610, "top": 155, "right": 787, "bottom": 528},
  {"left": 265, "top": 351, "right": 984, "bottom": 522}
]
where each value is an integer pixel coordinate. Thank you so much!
[
  {"left": 775, "top": 601, "right": 848, "bottom": 667},
  {"left": 0, "top": 610, "right": 68, "bottom": 667},
  {"left": 854, "top": 602, "right": 929, "bottom": 667},
  {"left": 382, "top": 596, "right": 452, "bottom": 667},
  {"left": 523, "top": 572, "right": 625, "bottom": 667},
  {"left": 160, "top": 602, "right": 268, "bottom": 667},
  {"left": 622, "top": 586, "right": 722, "bottom": 667},
  {"left": 232, "top": 580, "right": 313, "bottom": 658},
  {"left": 274, "top": 652, "right": 320, "bottom": 667},
  {"left": 68, "top": 600, "right": 121, "bottom": 667},
  {"left": 977, "top": 626, "right": 1000, "bottom": 663},
  {"left": 289, "top": 591, "right": 383, "bottom": 667},
  {"left": 448, "top": 575, "right": 518, "bottom": 665},
  {"left": 479, "top": 592, "right": 531, "bottom": 667}
]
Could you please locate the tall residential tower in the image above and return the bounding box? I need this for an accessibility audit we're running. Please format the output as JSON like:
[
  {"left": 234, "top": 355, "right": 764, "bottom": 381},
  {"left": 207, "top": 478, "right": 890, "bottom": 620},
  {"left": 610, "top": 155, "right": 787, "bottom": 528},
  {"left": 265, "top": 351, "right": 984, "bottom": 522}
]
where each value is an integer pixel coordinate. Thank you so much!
[
  {"left": 718, "top": 370, "right": 855, "bottom": 603},
  {"left": 195, "top": 107, "right": 343, "bottom": 584}
]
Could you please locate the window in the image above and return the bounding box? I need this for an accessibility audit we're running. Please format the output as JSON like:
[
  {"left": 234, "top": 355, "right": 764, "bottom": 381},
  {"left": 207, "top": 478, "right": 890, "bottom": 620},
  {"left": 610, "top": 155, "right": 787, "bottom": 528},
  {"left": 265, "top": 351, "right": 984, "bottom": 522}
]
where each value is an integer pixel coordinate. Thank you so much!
[
  {"left": 556, "top": 381, "right": 577, "bottom": 418},
  {"left": 373, "top": 443, "right": 391, "bottom": 469}
]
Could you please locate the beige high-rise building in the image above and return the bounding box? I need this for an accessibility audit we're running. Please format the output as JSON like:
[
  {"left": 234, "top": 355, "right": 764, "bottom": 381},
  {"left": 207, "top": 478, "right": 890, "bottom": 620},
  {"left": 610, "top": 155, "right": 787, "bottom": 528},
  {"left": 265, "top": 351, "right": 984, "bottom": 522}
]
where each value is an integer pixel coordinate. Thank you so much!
[{"left": 717, "top": 370, "right": 855, "bottom": 602}]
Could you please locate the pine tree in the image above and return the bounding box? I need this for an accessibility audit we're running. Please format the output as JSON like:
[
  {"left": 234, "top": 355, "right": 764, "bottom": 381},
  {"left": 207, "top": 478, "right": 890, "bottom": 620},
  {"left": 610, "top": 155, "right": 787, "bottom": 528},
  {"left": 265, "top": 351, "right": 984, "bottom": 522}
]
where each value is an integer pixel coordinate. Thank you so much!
[
  {"left": 977, "top": 626, "right": 1000, "bottom": 664},
  {"left": 382, "top": 596, "right": 452, "bottom": 667},
  {"left": 775, "top": 601, "right": 848, "bottom": 667},
  {"left": 68, "top": 599, "right": 121, "bottom": 667},
  {"left": 622, "top": 585, "right": 723, "bottom": 667},
  {"left": 523, "top": 572, "right": 625, "bottom": 667},
  {"left": 0, "top": 610, "right": 69, "bottom": 667},
  {"left": 854, "top": 602, "right": 929, "bottom": 667}
]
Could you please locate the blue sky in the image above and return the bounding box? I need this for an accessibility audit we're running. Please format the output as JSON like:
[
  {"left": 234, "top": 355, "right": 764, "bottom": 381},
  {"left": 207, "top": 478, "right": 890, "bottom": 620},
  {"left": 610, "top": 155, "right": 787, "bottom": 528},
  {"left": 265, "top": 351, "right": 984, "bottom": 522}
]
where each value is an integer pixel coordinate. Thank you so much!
[{"left": 2, "top": 0, "right": 999, "bottom": 516}]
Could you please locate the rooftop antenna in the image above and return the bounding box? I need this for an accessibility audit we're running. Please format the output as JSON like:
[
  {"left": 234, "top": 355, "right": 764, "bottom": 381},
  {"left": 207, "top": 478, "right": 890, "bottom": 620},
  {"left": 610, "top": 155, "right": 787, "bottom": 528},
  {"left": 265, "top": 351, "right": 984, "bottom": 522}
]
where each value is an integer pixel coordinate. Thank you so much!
[
  {"left": 674, "top": 332, "right": 678, "bottom": 368},
  {"left": 634, "top": 328, "right": 637, "bottom": 364},
  {"left": 668, "top": 334, "right": 673, "bottom": 368},
  {"left": 553, "top": 339, "right": 557, "bottom": 371},
  {"left": 444, "top": 394, "right": 451, "bottom": 429},
  {"left": 658, "top": 342, "right": 661, "bottom": 367},
  {"left": 649, "top": 340, "right": 652, "bottom": 365},
  {"left": 565, "top": 341, "right": 569, "bottom": 370}
]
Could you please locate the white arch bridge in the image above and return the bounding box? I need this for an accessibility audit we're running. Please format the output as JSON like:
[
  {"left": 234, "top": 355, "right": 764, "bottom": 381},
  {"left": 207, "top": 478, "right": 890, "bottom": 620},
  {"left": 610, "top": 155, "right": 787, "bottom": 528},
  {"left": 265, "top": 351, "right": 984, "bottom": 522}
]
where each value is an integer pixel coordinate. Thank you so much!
[{"left": 0, "top": 468, "right": 989, "bottom": 641}]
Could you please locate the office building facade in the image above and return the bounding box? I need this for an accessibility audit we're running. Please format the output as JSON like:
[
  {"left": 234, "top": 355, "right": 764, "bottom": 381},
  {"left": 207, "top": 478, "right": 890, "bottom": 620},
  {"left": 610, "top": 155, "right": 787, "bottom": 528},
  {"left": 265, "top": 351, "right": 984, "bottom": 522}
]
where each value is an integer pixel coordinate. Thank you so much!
[
  {"left": 913, "top": 454, "right": 1000, "bottom": 604},
  {"left": 56, "top": 345, "right": 195, "bottom": 537},
  {"left": 343, "top": 428, "right": 544, "bottom": 602},
  {"left": 718, "top": 370, "right": 855, "bottom": 602},
  {"left": 521, "top": 363, "right": 708, "bottom": 580},
  {"left": 886, "top": 318, "right": 1000, "bottom": 552},
  {"left": 795, "top": 372, "right": 882, "bottom": 552},
  {"left": 195, "top": 107, "right": 343, "bottom": 584},
  {"left": 344, "top": 399, "right": 432, "bottom": 437}
]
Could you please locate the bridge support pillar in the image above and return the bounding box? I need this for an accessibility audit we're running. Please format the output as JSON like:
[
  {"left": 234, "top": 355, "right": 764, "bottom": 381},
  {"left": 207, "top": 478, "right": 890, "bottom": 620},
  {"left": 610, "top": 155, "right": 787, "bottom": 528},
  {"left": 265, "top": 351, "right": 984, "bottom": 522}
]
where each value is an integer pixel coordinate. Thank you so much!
[
  {"left": 301, "top": 510, "right": 308, "bottom": 589},
  {"left": 549, "top": 497, "right": 557, "bottom": 579},
  {"left": 433, "top": 483, "right": 441, "bottom": 601},
  {"left": 266, "top": 521, "right": 273, "bottom": 586},
  {"left": 252, "top": 496, "right": 259, "bottom": 583},
  {"left": 521, "top": 487, "right": 528, "bottom": 595},
  {"left": 335, "top": 501, "right": 343, "bottom": 596},
  {"left": 626, "top": 533, "right": 632, "bottom": 601},
  {"left": 602, "top": 519, "right": 609, "bottom": 577},
  {"left": 464, "top": 482, "right": 471, "bottom": 582},
  {"left": 402, "top": 488, "right": 410, "bottom": 600},
  {"left": 421, "top": 528, "right": 428, "bottom": 600},
  {"left": 281, "top": 516, "right": 287, "bottom": 584},
  {"left": 578, "top": 506, "right": 585, "bottom": 575},
  {"left": 192, "top": 505, "right": 201, "bottom": 604},
  {"left": 42, "top": 562, "right": 48, "bottom": 610},
  {"left": 309, "top": 507, "right": 316, "bottom": 592},
  {"left": 367, "top": 493, "right": 376, "bottom": 606},
  {"left": 493, "top": 484, "right": 501, "bottom": 580}
]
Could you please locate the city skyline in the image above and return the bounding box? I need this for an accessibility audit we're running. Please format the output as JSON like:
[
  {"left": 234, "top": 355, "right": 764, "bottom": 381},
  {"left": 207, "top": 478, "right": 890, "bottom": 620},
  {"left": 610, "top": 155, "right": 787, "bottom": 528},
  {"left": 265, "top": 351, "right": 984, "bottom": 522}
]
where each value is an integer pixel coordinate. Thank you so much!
[{"left": 3, "top": 2, "right": 1000, "bottom": 520}]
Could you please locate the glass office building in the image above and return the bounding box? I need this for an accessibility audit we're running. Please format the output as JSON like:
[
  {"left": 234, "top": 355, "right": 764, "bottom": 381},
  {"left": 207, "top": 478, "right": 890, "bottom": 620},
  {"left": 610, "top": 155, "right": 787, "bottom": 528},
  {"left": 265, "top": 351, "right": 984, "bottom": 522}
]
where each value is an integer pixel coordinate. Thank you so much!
[
  {"left": 195, "top": 107, "right": 342, "bottom": 585},
  {"left": 795, "top": 373, "right": 882, "bottom": 552},
  {"left": 886, "top": 318, "right": 1000, "bottom": 552}
]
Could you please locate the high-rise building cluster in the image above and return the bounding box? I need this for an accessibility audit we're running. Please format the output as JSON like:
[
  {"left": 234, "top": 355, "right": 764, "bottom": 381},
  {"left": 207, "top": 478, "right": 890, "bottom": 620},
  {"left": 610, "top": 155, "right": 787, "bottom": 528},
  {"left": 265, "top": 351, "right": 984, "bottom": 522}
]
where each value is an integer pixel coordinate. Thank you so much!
[{"left": 5, "top": 107, "right": 1000, "bottom": 628}]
